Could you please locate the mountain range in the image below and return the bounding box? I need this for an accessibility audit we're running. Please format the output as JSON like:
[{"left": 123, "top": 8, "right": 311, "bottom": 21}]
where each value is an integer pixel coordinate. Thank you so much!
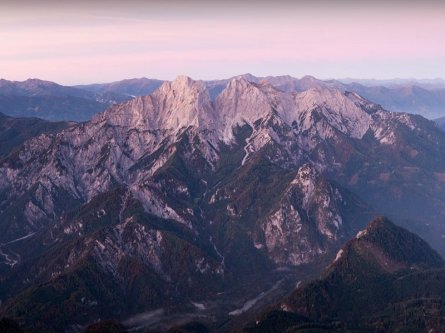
[
  {"left": 0, "top": 79, "right": 125, "bottom": 121},
  {"left": 1, "top": 75, "right": 445, "bottom": 121},
  {"left": 75, "top": 78, "right": 164, "bottom": 98},
  {"left": 0, "top": 75, "right": 445, "bottom": 332}
]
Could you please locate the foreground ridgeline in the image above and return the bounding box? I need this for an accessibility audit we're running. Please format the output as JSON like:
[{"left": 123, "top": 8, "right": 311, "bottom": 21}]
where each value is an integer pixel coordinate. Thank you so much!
[
  {"left": 244, "top": 217, "right": 445, "bottom": 332},
  {"left": 0, "top": 76, "right": 445, "bottom": 331}
]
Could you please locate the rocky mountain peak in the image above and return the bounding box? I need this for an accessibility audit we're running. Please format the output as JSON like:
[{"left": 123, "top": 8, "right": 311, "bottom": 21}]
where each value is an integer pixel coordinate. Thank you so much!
[
  {"left": 238, "top": 73, "right": 259, "bottom": 82},
  {"left": 215, "top": 76, "right": 278, "bottom": 141},
  {"left": 333, "top": 217, "right": 445, "bottom": 272},
  {"left": 298, "top": 75, "right": 325, "bottom": 88},
  {"left": 225, "top": 75, "right": 252, "bottom": 91},
  {"left": 23, "top": 78, "right": 56, "bottom": 86},
  {"left": 295, "top": 87, "right": 353, "bottom": 110},
  {"left": 95, "top": 75, "right": 383, "bottom": 144},
  {"left": 255, "top": 217, "right": 445, "bottom": 332},
  {"left": 101, "top": 75, "right": 215, "bottom": 132},
  {"left": 157, "top": 75, "right": 206, "bottom": 96},
  {"left": 172, "top": 74, "right": 193, "bottom": 85},
  {"left": 295, "top": 87, "right": 372, "bottom": 139}
]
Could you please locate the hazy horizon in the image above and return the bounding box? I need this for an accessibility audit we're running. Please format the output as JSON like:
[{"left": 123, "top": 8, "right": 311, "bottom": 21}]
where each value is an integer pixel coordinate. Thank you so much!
[
  {"left": 2, "top": 74, "right": 445, "bottom": 87},
  {"left": 1, "top": 0, "right": 444, "bottom": 85}
]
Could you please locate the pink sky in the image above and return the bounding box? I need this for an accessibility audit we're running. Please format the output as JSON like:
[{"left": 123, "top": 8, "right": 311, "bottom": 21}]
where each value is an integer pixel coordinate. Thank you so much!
[{"left": 1, "top": 1, "right": 444, "bottom": 84}]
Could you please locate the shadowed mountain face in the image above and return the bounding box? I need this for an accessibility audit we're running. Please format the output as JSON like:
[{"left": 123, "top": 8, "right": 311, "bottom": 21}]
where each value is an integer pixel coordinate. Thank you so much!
[
  {"left": 0, "top": 79, "right": 132, "bottom": 121},
  {"left": 0, "top": 75, "right": 445, "bottom": 331},
  {"left": 343, "top": 83, "right": 445, "bottom": 119},
  {"left": 244, "top": 217, "right": 445, "bottom": 333},
  {"left": 0, "top": 112, "right": 72, "bottom": 159},
  {"left": 0, "top": 77, "right": 163, "bottom": 122},
  {"left": 76, "top": 77, "right": 164, "bottom": 97}
]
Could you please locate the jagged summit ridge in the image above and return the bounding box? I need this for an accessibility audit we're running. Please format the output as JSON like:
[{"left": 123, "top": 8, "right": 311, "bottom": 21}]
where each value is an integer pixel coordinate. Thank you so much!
[
  {"left": 295, "top": 87, "right": 372, "bottom": 139},
  {"left": 98, "top": 75, "right": 376, "bottom": 143},
  {"left": 99, "top": 75, "right": 215, "bottom": 132}
]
